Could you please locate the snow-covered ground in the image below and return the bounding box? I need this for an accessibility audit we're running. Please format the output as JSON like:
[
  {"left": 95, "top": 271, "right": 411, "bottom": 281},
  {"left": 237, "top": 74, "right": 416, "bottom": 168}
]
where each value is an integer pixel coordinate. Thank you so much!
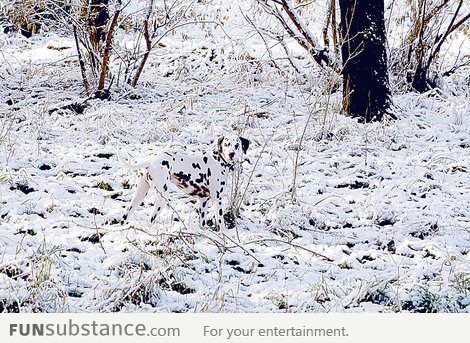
[{"left": 0, "top": 0, "right": 469, "bottom": 312}]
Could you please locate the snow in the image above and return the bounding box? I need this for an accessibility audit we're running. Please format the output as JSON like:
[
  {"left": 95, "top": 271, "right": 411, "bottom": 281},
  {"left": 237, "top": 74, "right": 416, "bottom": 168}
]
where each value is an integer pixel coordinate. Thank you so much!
[{"left": 0, "top": 0, "right": 469, "bottom": 313}]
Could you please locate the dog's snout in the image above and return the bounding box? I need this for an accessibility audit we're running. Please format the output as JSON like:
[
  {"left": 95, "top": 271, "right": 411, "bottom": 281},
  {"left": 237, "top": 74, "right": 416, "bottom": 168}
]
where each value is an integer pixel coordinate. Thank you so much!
[{"left": 229, "top": 152, "right": 235, "bottom": 159}]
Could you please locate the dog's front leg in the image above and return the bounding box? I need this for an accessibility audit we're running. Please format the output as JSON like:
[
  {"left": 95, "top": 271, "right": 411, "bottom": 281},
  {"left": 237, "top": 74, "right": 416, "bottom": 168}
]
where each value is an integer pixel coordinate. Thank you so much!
[
  {"left": 198, "top": 198, "right": 209, "bottom": 228},
  {"left": 212, "top": 195, "right": 226, "bottom": 233}
]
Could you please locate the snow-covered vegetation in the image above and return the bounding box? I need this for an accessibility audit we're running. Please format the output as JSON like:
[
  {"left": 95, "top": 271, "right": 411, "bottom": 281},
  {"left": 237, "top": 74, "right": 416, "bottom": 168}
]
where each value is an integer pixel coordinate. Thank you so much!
[{"left": 0, "top": 0, "right": 469, "bottom": 312}]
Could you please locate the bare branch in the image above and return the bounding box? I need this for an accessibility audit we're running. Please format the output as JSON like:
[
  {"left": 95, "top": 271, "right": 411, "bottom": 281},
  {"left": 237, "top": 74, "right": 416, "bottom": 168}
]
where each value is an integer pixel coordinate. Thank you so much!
[
  {"left": 259, "top": 0, "right": 338, "bottom": 71},
  {"left": 73, "top": 25, "right": 90, "bottom": 95},
  {"left": 129, "top": 19, "right": 152, "bottom": 87},
  {"left": 426, "top": 0, "right": 468, "bottom": 71}
]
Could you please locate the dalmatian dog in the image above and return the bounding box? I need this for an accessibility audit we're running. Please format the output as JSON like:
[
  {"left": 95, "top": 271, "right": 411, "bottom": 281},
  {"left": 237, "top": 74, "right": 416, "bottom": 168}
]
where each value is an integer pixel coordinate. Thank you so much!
[{"left": 118, "top": 135, "right": 250, "bottom": 232}]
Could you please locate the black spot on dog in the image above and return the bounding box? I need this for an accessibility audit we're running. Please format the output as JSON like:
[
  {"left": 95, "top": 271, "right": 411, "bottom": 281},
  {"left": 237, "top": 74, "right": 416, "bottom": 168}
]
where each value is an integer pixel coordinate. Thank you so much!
[
  {"left": 217, "top": 137, "right": 224, "bottom": 152},
  {"left": 151, "top": 215, "right": 156, "bottom": 223},
  {"left": 239, "top": 137, "right": 250, "bottom": 153},
  {"left": 219, "top": 187, "right": 224, "bottom": 194},
  {"left": 192, "top": 163, "right": 201, "bottom": 169},
  {"left": 221, "top": 181, "right": 226, "bottom": 186},
  {"left": 195, "top": 173, "right": 205, "bottom": 183},
  {"left": 162, "top": 160, "right": 170, "bottom": 168},
  {"left": 173, "top": 171, "right": 191, "bottom": 182},
  {"left": 203, "top": 156, "right": 208, "bottom": 164},
  {"left": 163, "top": 184, "right": 168, "bottom": 191},
  {"left": 207, "top": 168, "right": 212, "bottom": 177},
  {"left": 216, "top": 191, "right": 220, "bottom": 198}
]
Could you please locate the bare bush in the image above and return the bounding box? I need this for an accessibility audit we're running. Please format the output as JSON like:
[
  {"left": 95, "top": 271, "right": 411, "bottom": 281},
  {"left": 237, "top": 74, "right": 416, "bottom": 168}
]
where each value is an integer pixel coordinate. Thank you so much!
[
  {"left": 256, "top": 0, "right": 339, "bottom": 70},
  {"left": 391, "top": 0, "right": 470, "bottom": 92},
  {"left": 2, "top": 0, "right": 46, "bottom": 37},
  {"left": 70, "top": 0, "right": 200, "bottom": 98}
]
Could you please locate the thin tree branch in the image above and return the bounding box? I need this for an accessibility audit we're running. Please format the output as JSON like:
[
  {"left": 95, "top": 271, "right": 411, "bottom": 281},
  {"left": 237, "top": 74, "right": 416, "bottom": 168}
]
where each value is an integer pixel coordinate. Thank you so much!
[
  {"left": 73, "top": 25, "right": 90, "bottom": 95},
  {"left": 426, "top": 0, "right": 465, "bottom": 70},
  {"left": 130, "top": 19, "right": 151, "bottom": 87}
]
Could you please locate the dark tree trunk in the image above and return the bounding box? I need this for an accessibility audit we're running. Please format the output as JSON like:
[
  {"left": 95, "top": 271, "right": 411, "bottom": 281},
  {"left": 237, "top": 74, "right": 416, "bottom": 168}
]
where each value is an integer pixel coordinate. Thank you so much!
[
  {"left": 339, "top": 0, "right": 391, "bottom": 122},
  {"left": 411, "top": 65, "right": 429, "bottom": 93},
  {"left": 88, "top": 0, "right": 110, "bottom": 52}
]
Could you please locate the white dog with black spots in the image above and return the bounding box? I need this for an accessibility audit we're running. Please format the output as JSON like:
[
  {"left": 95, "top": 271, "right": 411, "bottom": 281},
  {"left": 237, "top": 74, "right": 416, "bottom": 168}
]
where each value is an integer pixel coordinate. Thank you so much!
[{"left": 118, "top": 135, "right": 250, "bottom": 232}]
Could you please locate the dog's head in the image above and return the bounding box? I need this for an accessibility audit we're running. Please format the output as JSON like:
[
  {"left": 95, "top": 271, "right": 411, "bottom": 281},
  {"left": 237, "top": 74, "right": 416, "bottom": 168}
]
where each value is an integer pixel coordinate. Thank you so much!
[{"left": 217, "top": 135, "right": 250, "bottom": 164}]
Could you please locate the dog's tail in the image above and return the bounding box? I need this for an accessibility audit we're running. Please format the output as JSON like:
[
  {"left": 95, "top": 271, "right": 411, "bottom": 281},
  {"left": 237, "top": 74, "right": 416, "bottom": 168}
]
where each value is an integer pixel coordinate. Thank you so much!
[{"left": 117, "top": 148, "right": 149, "bottom": 170}]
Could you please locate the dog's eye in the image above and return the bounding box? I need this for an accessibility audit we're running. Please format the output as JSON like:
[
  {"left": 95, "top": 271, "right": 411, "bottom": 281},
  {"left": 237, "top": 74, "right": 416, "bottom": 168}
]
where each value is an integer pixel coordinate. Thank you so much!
[{"left": 235, "top": 143, "right": 239, "bottom": 149}]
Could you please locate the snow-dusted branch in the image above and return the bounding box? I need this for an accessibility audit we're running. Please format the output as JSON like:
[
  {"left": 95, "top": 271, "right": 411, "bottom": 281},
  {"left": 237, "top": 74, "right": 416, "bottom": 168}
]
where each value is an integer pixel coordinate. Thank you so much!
[{"left": 259, "top": 0, "right": 339, "bottom": 71}]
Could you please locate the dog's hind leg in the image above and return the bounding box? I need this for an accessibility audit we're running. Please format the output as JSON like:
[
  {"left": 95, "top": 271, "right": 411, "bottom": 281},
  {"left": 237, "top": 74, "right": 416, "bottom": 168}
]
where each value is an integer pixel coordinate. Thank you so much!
[
  {"left": 149, "top": 194, "right": 166, "bottom": 224},
  {"left": 122, "top": 170, "right": 150, "bottom": 224},
  {"left": 149, "top": 169, "right": 171, "bottom": 225}
]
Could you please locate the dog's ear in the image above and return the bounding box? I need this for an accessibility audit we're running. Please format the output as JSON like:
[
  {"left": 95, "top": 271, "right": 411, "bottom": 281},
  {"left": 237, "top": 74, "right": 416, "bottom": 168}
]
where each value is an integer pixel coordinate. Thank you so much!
[
  {"left": 239, "top": 137, "right": 250, "bottom": 154},
  {"left": 217, "top": 136, "right": 224, "bottom": 152}
]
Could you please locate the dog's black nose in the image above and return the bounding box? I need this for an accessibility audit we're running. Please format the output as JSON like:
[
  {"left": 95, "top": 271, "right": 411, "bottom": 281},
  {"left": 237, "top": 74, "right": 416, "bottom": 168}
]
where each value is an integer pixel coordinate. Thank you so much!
[{"left": 229, "top": 152, "right": 235, "bottom": 159}]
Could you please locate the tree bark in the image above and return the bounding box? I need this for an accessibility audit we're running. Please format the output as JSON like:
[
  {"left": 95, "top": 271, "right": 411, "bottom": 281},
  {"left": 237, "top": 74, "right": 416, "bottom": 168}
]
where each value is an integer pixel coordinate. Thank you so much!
[{"left": 339, "top": 0, "right": 391, "bottom": 122}]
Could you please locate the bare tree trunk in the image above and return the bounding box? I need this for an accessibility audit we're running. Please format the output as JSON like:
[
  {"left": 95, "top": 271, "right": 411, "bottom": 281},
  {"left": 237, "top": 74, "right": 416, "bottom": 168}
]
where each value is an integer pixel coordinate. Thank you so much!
[
  {"left": 330, "top": 0, "right": 339, "bottom": 56},
  {"left": 339, "top": 0, "right": 391, "bottom": 122}
]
